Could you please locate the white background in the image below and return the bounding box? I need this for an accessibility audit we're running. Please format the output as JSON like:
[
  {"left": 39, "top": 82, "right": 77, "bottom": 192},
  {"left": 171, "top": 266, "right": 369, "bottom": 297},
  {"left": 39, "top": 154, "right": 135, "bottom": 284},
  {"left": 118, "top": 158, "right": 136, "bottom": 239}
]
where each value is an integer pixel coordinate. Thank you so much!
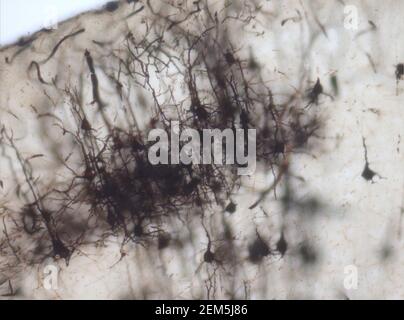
[{"left": 0, "top": 0, "right": 108, "bottom": 45}]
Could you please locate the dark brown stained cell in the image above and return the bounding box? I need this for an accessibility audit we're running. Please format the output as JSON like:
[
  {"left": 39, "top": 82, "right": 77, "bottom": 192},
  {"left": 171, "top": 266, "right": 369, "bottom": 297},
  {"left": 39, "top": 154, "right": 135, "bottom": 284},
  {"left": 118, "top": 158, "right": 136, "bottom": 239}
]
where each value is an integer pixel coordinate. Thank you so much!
[
  {"left": 395, "top": 63, "right": 404, "bottom": 81},
  {"left": 17, "top": 36, "right": 36, "bottom": 47},
  {"left": 223, "top": 222, "right": 233, "bottom": 240},
  {"left": 52, "top": 237, "right": 71, "bottom": 261},
  {"left": 193, "top": 105, "right": 209, "bottom": 121},
  {"left": 276, "top": 231, "right": 288, "bottom": 257},
  {"left": 81, "top": 118, "right": 92, "bottom": 131},
  {"left": 204, "top": 248, "right": 215, "bottom": 263},
  {"left": 362, "top": 164, "right": 377, "bottom": 181},
  {"left": 368, "top": 20, "right": 377, "bottom": 30},
  {"left": 395, "top": 63, "right": 403, "bottom": 95},
  {"left": 299, "top": 242, "right": 317, "bottom": 265},
  {"left": 330, "top": 74, "right": 339, "bottom": 96},
  {"left": 248, "top": 233, "right": 271, "bottom": 263},
  {"left": 272, "top": 141, "right": 285, "bottom": 154},
  {"left": 380, "top": 243, "right": 394, "bottom": 261},
  {"left": 158, "top": 233, "right": 171, "bottom": 250},
  {"left": 361, "top": 137, "right": 380, "bottom": 182},
  {"left": 105, "top": 1, "right": 120, "bottom": 12},
  {"left": 300, "top": 197, "right": 322, "bottom": 215},
  {"left": 293, "top": 127, "right": 311, "bottom": 147},
  {"left": 202, "top": 226, "right": 219, "bottom": 264},
  {"left": 248, "top": 53, "right": 259, "bottom": 70},
  {"left": 306, "top": 78, "right": 323, "bottom": 108},
  {"left": 224, "top": 51, "right": 236, "bottom": 65},
  {"left": 225, "top": 201, "right": 237, "bottom": 214},
  {"left": 133, "top": 224, "right": 143, "bottom": 237}
]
